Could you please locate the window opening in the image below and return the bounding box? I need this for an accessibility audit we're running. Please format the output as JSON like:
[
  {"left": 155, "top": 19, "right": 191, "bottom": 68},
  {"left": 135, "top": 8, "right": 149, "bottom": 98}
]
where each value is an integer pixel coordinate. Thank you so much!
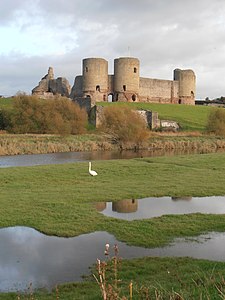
[
  {"left": 132, "top": 94, "right": 136, "bottom": 101},
  {"left": 134, "top": 67, "right": 137, "bottom": 73},
  {"left": 123, "top": 85, "right": 126, "bottom": 91}
]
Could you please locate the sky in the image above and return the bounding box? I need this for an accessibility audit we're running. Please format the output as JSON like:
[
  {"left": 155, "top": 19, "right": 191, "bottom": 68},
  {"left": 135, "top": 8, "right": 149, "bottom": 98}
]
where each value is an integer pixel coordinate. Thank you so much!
[{"left": 1, "top": 0, "right": 225, "bottom": 99}]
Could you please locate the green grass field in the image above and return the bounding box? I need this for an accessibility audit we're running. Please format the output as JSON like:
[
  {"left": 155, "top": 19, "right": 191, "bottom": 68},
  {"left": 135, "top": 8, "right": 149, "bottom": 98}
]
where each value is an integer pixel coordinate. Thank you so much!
[
  {"left": 1, "top": 153, "right": 225, "bottom": 299},
  {"left": 0, "top": 97, "right": 13, "bottom": 108}
]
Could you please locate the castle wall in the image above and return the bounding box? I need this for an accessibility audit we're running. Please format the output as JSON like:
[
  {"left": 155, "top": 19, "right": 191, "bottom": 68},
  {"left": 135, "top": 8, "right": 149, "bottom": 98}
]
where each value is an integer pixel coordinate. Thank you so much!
[
  {"left": 70, "top": 75, "right": 83, "bottom": 99},
  {"left": 139, "top": 78, "right": 179, "bottom": 103}
]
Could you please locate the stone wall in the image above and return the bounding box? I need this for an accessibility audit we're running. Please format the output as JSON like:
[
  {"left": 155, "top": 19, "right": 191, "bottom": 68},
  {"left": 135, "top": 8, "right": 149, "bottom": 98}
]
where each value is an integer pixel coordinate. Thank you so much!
[
  {"left": 139, "top": 78, "right": 179, "bottom": 103},
  {"left": 89, "top": 105, "right": 160, "bottom": 129}
]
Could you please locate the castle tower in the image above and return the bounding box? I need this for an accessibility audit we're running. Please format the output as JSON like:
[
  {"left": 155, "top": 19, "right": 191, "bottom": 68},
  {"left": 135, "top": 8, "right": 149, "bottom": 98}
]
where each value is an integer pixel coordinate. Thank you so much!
[
  {"left": 174, "top": 69, "right": 196, "bottom": 105},
  {"left": 114, "top": 57, "right": 140, "bottom": 102},
  {"left": 82, "top": 58, "right": 108, "bottom": 103}
]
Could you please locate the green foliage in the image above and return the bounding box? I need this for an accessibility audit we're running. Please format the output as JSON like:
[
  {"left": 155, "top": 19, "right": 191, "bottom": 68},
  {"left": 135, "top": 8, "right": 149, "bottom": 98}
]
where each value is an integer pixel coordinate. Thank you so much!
[
  {"left": 207, "top": 108, "right": 225, "bottom": 136},
  {"left": 5, "top": 95, "right": 88, "bottom": 135},
  {"left": 0, "top": 109, "right": 11, "bottom": 130},
  {"left": 100, "top": 106, "right": 149, "bottom": 148}
]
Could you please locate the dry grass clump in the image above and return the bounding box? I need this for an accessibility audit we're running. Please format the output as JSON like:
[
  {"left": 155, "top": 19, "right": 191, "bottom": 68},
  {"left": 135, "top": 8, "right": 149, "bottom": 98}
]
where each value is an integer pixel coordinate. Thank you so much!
[
  {"left": 207, "top": 108, "right": 225, "bottom": 137},
  {"left": 100, "top": 106, "right": 149, "bottom": 150}
]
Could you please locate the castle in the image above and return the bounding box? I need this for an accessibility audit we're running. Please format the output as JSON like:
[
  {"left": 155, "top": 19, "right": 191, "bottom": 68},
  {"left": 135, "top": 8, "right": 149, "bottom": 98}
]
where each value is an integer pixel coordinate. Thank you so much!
[{"left": 32, "top": 57, "right": 196, "bottom": 106}]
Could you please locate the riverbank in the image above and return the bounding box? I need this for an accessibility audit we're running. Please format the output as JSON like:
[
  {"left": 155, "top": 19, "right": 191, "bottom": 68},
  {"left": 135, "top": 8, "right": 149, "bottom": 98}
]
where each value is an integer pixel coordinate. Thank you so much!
[{"left": 1, "top": 132, "right": 225, "bottom": 155}]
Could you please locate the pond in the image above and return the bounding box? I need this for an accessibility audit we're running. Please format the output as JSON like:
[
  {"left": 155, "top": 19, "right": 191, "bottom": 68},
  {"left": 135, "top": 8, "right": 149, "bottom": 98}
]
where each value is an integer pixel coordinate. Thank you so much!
[
  {"left": 1, "top": 226, "right": 225, "bottom": 292},
  {"left": 96, "top": 196, "right": 225, "bottom": 220}
]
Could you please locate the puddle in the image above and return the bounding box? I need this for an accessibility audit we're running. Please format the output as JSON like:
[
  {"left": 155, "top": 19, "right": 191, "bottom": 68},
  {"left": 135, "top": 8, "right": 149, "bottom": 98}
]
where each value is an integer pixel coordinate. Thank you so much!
[
  {"left": 96, "top": 196, "right": 225, "bottom": 220},
  {"left": 1, "top": 227, "right": 225, "bottom": 292}
]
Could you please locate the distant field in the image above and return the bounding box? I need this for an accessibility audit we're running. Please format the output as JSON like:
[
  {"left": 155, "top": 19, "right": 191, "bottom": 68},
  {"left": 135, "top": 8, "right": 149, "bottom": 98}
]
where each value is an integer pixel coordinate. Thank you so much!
[
  {"left": 98, "top": 102, "right": 212, "bottom": 132},
  {"left": 0, "top": 97, "right": 13, "bottom": 108}
]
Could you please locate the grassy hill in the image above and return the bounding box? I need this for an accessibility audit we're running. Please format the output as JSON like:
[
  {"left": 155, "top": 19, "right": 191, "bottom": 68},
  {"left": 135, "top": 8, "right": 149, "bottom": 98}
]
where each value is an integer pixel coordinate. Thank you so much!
[
  {"left": 0, "top": 98, "right": 213, "bottom": 132},
  {"left": 98, "top": 102, "right": 212, "bottom": 132}
]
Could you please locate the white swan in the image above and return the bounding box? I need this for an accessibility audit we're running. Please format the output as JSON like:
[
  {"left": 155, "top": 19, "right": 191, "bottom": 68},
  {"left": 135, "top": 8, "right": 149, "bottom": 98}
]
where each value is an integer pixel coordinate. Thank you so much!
[{"left": 89, "top": 162, "right": 98, "bottom": 176}]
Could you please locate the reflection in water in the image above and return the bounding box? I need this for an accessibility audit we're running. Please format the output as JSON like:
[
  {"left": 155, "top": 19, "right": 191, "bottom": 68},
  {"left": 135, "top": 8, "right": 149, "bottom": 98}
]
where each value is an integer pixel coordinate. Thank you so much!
[
  {"left": 171, "top": 197, "right": 192, "bottom": 201},
  {"left": 1, "top": 227, "right": 225, "bottom": 292},
  {"left": 99, "top": 196, "right": 225, "bottom": 220},
  {"left": 95, "top": 202, "right": 107, "bottom": 212},
  {"left": 112, "top": 199, "right": 138, "bottom": 213}
]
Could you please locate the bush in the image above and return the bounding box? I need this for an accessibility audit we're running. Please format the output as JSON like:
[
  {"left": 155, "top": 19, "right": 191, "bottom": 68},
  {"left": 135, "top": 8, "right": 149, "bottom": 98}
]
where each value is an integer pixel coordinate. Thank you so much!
[
  {"left": 207, "top": 108, "right": 225, "bottom": 136},
  {"left": 7, "top": 95, "right": 88, "bottom": 135},
  {"left": 100, "top": 106, "right": 149, "bottom": 149}
]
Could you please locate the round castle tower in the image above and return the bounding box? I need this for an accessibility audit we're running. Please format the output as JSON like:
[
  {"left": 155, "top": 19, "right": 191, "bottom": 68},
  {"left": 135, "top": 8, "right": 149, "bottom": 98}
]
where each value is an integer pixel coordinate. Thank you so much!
[
  {"left": 82, "top": 58, "right": 108, "bottom": 102},
  {"left": 173, "top": 69, "right": 196, "bottom": 105},
  {"left": 114, "top": 57, "right": 140, "bottom": 102}
]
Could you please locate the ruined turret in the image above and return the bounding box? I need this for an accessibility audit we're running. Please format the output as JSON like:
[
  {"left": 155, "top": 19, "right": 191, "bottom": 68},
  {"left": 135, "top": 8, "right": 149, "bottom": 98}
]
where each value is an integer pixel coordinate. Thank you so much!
[{"left": 32, "top": 67, "right": 71, "bottom": 98}]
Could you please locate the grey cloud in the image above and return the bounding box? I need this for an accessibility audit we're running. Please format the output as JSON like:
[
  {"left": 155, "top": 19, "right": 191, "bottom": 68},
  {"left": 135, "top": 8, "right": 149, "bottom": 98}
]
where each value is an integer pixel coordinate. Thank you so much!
[
  {"left": 1, "top": 0, "right": 225, "bottom": 99},
  {"left": 0, "top": 0, "right": 32, "bottom": 25}
]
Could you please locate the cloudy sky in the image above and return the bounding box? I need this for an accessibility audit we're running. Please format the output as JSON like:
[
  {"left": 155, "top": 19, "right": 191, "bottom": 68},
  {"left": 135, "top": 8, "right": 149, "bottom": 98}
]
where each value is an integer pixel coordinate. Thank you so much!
[{"left": 1, "top": 0, "right": 225, "bottom": 99}]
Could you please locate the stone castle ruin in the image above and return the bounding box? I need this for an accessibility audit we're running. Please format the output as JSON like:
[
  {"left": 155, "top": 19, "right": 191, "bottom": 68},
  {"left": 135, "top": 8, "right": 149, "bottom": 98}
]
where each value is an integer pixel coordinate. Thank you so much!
[
  {"left": 32, "top": 67, "right": 71, "bottom": 98},
  {"left": 32, "top": 57, "right": 196, "bottom": 106}
]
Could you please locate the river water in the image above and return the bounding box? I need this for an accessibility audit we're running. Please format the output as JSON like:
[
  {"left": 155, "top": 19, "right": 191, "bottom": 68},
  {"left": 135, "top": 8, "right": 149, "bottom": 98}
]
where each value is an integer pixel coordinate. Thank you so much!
[{"left": 0, "top": 148, "right": 221, "bottom": 168}]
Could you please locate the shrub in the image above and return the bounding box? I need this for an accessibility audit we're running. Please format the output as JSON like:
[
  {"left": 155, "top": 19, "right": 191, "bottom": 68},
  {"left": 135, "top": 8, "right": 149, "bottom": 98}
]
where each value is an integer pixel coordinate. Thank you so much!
[
  {"left": 7, "top": 95, "right": 88, "bottom": 135},
  {"left": 206, "top": 108, "right": 225, "bottom": 136},
  {"left": 100, "top": 106, "right": 149, "bottom": 149}
]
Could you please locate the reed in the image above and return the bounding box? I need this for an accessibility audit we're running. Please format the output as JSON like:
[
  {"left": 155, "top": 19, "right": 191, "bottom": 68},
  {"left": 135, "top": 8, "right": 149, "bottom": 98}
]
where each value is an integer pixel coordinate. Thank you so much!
[{"left": 1, "top": 133, "right": 225, "bottom": 155}]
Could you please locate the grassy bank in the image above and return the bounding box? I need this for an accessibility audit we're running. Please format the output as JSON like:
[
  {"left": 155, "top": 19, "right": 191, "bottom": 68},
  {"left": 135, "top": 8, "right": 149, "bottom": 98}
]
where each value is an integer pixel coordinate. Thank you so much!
[
  {"left": 1, "top": 133, "right": 225, "bottom": 155},
  {"left": 98, "top": 102, "right": 212, "bottom": 131},
  {"left": 1, "top": 153, "right": 225, "bottom": 299}
]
